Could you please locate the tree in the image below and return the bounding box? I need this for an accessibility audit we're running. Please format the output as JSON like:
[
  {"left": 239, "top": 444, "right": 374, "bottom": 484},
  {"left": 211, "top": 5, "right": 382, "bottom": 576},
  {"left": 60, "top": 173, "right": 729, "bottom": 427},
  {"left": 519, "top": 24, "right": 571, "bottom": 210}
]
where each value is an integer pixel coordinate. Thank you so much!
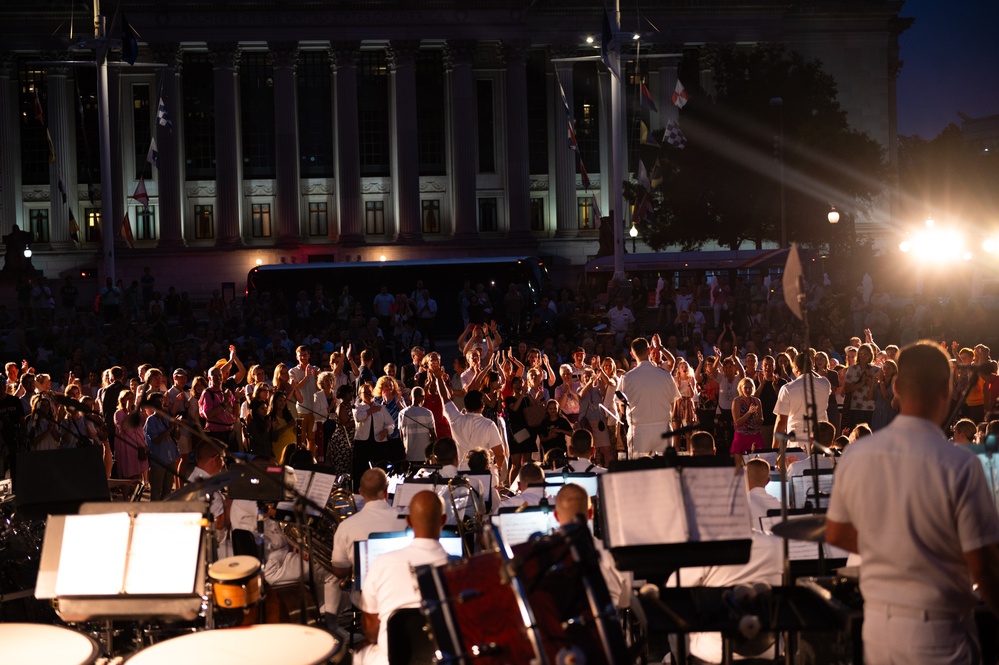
[{"left": 628, "top": 45, "right": 888, "bottom": 251}]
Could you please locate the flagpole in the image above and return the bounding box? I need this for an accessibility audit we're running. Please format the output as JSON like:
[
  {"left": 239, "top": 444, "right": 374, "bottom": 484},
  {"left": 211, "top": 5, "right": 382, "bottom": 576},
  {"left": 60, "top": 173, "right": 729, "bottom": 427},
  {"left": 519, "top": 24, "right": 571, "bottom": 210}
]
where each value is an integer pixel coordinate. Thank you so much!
[
  {"left": 610, "top": 0, "right": 626, "bottom": 284},
  {"left": 94, "top": 0, "right": 115, "bottom": 283}
]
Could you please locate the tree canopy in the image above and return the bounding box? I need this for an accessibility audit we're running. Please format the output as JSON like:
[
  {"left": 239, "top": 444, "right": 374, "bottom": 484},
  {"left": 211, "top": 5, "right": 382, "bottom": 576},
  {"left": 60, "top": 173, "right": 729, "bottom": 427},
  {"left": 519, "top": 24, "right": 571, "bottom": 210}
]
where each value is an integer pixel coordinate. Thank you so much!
[{"left": 627, "top": 45, "right": 888, "bottom": 251}]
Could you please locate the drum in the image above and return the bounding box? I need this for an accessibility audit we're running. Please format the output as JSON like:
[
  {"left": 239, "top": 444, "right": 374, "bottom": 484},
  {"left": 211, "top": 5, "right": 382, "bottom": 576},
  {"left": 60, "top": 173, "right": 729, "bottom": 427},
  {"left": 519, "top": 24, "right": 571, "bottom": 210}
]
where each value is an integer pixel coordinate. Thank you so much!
[
  {"left": 209, "top": 556, "right": 262, "bottom": 609},
  {"left": 415, "top": 551, "right": 541, "bottom": 665},
  {"left": 509, "top": 522, "right": 628, "bottom": 665},
  {"left": 0, "top": 623, "right": 99, "bottom": 665},
  {"left": 126, "top": 624, "right": 339, "bottom": 665}
]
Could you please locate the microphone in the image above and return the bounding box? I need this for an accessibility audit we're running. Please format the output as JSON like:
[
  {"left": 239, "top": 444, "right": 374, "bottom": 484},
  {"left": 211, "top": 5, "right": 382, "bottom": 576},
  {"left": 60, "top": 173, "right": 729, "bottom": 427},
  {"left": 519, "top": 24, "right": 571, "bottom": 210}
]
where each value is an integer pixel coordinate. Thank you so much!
[{"left": 614, "top": 390, "right": 629, "bottom": 405}]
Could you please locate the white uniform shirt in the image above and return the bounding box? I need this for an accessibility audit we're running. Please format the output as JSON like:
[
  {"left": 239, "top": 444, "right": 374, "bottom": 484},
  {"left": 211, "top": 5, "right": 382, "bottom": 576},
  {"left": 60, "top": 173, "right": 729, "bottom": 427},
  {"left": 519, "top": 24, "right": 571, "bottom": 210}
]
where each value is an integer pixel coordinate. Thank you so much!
[
  {"left": 564, "top": 458, "right": 607, "bottom": 474},
  {"left": 495, "top": 487, "right": 548, "bottom": 514},
  {"left": 330, "top": 499, "right": 404, "bottom": 571},
  {"left": 607, "top": 306, "right": 635, "bottom": 332},
  {"left": 617, "top": 361, "right": 680, "bottom": 455},
  {"left": 443, "top": 401, "right": 505, "bottom": 461},
  {"left": 748, "top": 486, "right": 782, "bottom": 527},
  {"left": 827, "top": 415, "right": 999, "bottom": 615},
  {"left": 188, "top": 466, "right": 224, "bottom": 517},
  {"left": 398, "top": 404, "right": 436, "bottom": 461},
  {"left": 773, "top": 373, "right": 831, "bottom": 447},
  {"left": 359, "top": 538, "right": 450, "bottom": 665},
  {"left": 786, "top": 455, "right": 834, "bottom": 477}
]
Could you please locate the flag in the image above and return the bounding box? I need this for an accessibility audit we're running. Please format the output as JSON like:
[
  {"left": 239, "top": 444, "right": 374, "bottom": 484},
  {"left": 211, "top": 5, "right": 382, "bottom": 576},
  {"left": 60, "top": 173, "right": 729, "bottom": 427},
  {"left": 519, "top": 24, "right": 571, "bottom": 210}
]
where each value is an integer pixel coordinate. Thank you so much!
[
  {"left": 87, "top": 183, "right": 97, "bottom": 206},
  {"left": 579, "top": 156, "right": 591, "bottom": 190},
  {"left": 33, "top": 88, "right": 45, "bottom": 126},
  {"left": 132, "top": 177, "right": 149, "bottom": 210},
  {"left": 69, "top": 210, "right": 80, "bottom": 244},
  {"left": 782, "top": 243, "right": 804, "bottom": 320},
  {"left": 567, "top": 120, "right": 579, "bottom": 152},
  {"left": 672, "top": 79, "right": 689, "bottom": 108},
  {"left": 119, "top": 212, "right": 135, "bottom": 248},
  {"left": 639, "top": 82, "right": 657, "bottom": 112},
  {"left": 157, "top": 97, "right": 173, "bottom": 129},
  {"left": 665, "top": 119, "right": 687, "bottom": 149},
  {"left": 57, "top": 176, "right": 67, "bottom": 204},
  {"left": 640, "top": 121, "right": 659, "bottom": 147},
  {"left": 650, "top": 159, "right": 663, "bottom": 189},
  {"left": 592, "top": 193, "right": 602, "bottom": 222},
  {"left": 600, "top": 9, "right": 620, "bottom": 80},
  {"left": 637, "top": 160, "right": 651, "bottom": 191},
  {"left": 146, "top": 136, "right": 158, "bottom": 168},
  {"left": 121, "top": 13, "right": 139, "bottom": 65},
  {"left": 557, "top": 76, "right": 571, "bottom": 115},
  {"left": 45, "top": 129, "right": 56, "bottom": 163},
  {"left": 633, "top": 192, "right": 651, "bottom": 223}
]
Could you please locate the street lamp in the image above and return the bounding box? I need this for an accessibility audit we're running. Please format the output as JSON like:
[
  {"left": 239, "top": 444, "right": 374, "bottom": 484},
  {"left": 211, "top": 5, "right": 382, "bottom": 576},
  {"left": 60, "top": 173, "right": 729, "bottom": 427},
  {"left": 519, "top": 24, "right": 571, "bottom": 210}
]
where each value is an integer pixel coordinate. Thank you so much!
[
  {"left": 629, "top": 223, "right": 638, "bottom": 253},
  {"left": 827, "top": 207, "right": 840, "bottom": 224},
  {"left": 23, "top": 246, "right": 31, "bottom": 259}
]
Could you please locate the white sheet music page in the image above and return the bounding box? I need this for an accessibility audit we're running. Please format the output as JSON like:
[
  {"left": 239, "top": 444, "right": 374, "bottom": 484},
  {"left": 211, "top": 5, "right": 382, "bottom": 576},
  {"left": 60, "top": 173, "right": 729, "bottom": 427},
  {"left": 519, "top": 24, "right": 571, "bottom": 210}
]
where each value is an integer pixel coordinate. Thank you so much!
[
  {"left": 276, "top": 470, "right": 316, "bottom": 514},
  {"left": 600, "top": 469, "right": 687, "bottom": 547},
  {"left": 123, "top": 512, "right": 203, "bottom": 595},
  {"left": 55, "top": 513, "right": 131, "bottom": 596},
  {"left": 305, "top": 472, "right": 337, "bottom": 517},
  {"left": 682, "top": 467, "right": 752, "bottom": 541},
  {"left": 492, "top": 512, "right": 555, "bottom": 547}
]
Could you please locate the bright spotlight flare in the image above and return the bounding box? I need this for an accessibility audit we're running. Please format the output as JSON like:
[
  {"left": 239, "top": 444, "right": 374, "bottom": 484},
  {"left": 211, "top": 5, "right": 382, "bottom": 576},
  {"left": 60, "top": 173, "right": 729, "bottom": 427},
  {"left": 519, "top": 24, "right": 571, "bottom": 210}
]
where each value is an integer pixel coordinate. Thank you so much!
[{"left": 899, "top": 218, "right": 971, "bottom": 264}]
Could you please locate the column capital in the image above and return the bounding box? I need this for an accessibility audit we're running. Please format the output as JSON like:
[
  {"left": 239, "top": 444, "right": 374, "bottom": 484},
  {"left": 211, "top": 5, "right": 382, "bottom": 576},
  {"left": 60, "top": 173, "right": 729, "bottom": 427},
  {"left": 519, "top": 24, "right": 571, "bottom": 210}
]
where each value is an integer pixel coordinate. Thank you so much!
[
  {"left": 330, "top": 42, "right": 361, "bottom": 70},
  {"left": 499, "top": 39, "right": 531, "bottom": 67},
  {"left": 208, "top": 43, "right": 241, "bottom": 70},
  {"left": 443, "top": 40, "right": 477, "bottom": 69},
  {"left": 150, "top": 43, "right": 184, "bottom": 71},
  {"left": 269, "top": 42, "right": 300, "bottom": 70},
  {"left": 386, "top": 41, "right": 421, "bottom": 70}
]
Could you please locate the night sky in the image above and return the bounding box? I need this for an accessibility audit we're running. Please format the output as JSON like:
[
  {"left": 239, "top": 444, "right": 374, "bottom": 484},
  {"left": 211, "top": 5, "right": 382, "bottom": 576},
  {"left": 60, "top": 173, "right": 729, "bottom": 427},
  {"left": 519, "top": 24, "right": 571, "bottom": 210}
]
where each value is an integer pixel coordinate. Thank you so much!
[{"left": 896, "top": 0, "right": 999, "bottom": 139}]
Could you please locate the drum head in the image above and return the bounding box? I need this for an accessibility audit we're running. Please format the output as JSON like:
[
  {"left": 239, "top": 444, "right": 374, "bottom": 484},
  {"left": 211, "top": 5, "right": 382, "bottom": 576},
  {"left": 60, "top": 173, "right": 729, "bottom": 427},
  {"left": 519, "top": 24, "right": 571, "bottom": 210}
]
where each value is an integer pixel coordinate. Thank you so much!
[
  {"left": 127, "top": 625, "right": 339, "bottom": 665},
  {"left": 209, "top": 555, "right": 261, "bottom": 581},
  {"left": 0, "top": 623, "right": 99, "bottom": 665}
]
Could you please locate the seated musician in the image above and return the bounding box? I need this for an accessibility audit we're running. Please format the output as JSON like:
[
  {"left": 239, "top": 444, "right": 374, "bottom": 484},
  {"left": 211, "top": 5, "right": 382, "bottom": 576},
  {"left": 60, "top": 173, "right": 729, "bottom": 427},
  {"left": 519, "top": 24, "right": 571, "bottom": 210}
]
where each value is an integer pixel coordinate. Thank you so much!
[
  {"left": 465, "top": 447, "right": 503, "bottom": 511},
  {"left": 745, "top": 459, "right": 781, "bottom": 527},
  {"left": 689, "top": 430, "right": 716, "bottom": 457},
  {"left": 553, "top": 483, "right": 631, "bottom": 609},
  {"left": 786, "top": 420, "right": 835, "bottom": 476},
  {"left": 495, "top": 463, "right": 547, "bottom": 513},
  {"left": 563, "top": 429, "right": 607, "bottom": 474},
  {"left": 330, "top": 468, "right": 405, "bottom": 583},
  {"left": 230, "top": 497, "right": 310, "bottom": 587},
  {"left": 187, "top": 440, "right": 230, "bottom": 557},
  {"left": 356, "top": 490, "right": 452, "bottom": 665}
]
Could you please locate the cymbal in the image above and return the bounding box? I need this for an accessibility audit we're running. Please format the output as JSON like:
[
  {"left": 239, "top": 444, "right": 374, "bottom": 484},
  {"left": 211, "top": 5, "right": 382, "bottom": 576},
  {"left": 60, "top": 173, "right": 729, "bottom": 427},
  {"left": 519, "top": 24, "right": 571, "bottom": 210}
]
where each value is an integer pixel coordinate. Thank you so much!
[
  {"left": 166, "top": 468, "right": 244, "bottom": 502},
  {"left": 770, "top": 515, "right": 827, "bottom": 543}
]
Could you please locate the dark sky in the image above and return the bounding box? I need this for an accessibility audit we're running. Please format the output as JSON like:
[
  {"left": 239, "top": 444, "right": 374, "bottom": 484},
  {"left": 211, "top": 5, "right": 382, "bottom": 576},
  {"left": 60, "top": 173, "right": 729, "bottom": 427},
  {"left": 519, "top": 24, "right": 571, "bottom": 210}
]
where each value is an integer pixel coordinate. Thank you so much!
[{"left": 896, "top": 0, "right": 999, "bottom": 139}]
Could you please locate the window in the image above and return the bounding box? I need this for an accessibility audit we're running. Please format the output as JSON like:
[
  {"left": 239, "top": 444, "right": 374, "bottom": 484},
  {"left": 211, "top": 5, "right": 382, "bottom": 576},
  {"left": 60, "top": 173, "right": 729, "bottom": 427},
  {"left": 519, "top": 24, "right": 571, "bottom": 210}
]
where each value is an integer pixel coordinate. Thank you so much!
[
  {"left": 530, "top": 197, "right": 545, "bottom": 232},
  {"left": 241, "top": 52, "right": 276, "bottom": 179},
  {"left": 476, "top": 79, "right": 495, "bottom": 173},
  {"left": 251, "top": 203, "right": 272, "bottom": 238},
  {"left": 136, "top": 206, "right": 156, "bottom": 240},
  {"left": 194, "top": 204, "right": 214, "bottom": 240},
  {"left": 84, "top": 208, "right": 101, "bottom": 243},
  {"left": 183, "top": 53, "right": 216, "bottom": 181},
  {"left": 416, "top": 50, "right": 446, "bottom": 176},
  {"left": 19, "top": 63, "right": 48, "bottom": 186},
  {"left": 28, "top": 209, "right": 49, "bottom": 244},
  {"left": 308, "top": 202, "right": 328, "bottom": 237},
  {"left": 298, "top": 51, "right": 334, "bottom": 178},
  {"left": 574, "top": 64, "right": 601, "bottom": 176},
  {"left": 478, "top": 198, "right": 498, "bottom": 232},
  {"left": 526, "top": 50, "right": 549, "bottom": 175},
  {"left": 358, "top": 51, "right": 390, "bottom": 177},
  {"left": 133, "top": 83, "right": 152, "bottom": 180},
  {"left": 577, "top": 197, "right": 594, "bottom": 230},
  {"left": 421, "top": 200, "right": 441, "bottom": 234},
  {"left": 365, "top": 201, "right": 385, "bottom": 235}
]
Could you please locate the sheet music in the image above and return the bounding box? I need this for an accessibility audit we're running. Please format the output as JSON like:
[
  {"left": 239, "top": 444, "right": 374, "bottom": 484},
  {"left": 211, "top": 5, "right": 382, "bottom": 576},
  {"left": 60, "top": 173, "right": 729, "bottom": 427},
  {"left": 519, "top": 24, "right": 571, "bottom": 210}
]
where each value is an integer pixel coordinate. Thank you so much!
[
  {"left": 303, "top": 472, "right": 337, "bottom": 517},
  {"left": 491, "top": 511, "right": 555, "bottom": 547},
  {"left": 56, "top": 513, "right": 131, "bottom": 596},
  {"left": 599, "top": 469, "right": 688, "bottom": 548},
  {"left": 790, "top": 473, "right": 834, "bottom": 509},
  {"left": 276, "top": 470, "right": 315, "bottom": 514},
  {"left": 759, "top": 515, "right": 848, "bottom": 560},
  {"left": 123, "top": 513, "right": 203, "bottom": 594},
  {"left": 392, "top": 481, "right": 439, "bottom": 511},
  {"left": 681, "top": 467, "right": 752, "bottom": 541}
]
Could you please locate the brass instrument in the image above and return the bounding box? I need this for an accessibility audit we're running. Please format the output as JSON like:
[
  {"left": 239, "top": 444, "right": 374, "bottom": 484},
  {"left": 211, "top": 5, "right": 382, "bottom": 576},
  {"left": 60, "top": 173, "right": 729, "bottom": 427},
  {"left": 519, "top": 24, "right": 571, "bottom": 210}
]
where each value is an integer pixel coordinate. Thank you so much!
[
  {"left": 278, "top": 477, "right": 356, "bottom": 576},
  {"left": 445, "top": 476, "right": 486, "bottom": 557}
]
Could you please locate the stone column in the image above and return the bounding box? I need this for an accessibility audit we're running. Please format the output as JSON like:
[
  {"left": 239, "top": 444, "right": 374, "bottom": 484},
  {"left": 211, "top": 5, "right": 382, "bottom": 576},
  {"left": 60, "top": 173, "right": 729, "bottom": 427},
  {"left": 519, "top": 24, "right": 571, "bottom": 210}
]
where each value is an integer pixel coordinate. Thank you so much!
[
  {"left": 209, "top": 43, "right": 243, "bottom": 247},
  {"left": 331, "top": 42, "right": 363, "bottom": 245},
  {"left": 47, "top": 64, "right": 74, "bottom": 250},
  {"left": 551, "top": 48, "right": 577, "bottom": 237},
  {"left": 501, "top": 40, "right": 532, "bottom": 240},
  {"left": 271, "top": 42, "right": 302, "bottom": 246},
  {"left": 444, "top": 40, "right": 478, "bottom": 240},
  {"left": 152, "top": 44, "right": 185, "bottom": 248},
  {"left": 0, "top": 56, "right": 22, "bottom": 236},
  {"left": 108, "top": 66, "right": 126, "bottom": 251},
  {"left": 388, "top": 41, "right": 422, "bottom": 243}
]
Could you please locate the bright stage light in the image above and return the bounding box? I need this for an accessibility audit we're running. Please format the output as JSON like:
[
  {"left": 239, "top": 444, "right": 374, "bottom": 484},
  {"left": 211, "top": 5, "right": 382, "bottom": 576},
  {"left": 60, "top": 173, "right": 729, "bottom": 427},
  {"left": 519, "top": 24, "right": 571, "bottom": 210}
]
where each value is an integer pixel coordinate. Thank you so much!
[
  {"left": 984, "top": 238, "right": 996, "bottom": 253},
  {"left": 902, "top": 226, "right": 970, "bottom": 265}
]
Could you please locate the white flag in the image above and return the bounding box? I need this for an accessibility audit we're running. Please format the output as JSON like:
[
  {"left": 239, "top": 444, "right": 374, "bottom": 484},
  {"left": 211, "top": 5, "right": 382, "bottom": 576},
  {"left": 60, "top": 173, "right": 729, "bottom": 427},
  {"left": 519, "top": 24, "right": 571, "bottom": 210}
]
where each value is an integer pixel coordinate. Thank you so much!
[
  {"left": 783, "top": 244, "right": 804, "bottom": 321},
  {"left": 146, "top": 137, "right": 158, "bottom": 168}
]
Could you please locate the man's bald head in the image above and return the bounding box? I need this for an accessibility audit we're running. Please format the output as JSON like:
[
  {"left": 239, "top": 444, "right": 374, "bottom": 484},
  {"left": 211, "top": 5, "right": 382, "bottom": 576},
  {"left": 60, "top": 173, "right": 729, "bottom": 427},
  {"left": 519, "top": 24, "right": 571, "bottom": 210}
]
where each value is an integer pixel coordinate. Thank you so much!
[
  {"left": 358, "top": 468, "right": 389, "bottom": 501},
  {"left": 554, "top": 483, "right": 591, "bottom": 527},
  {"left": 895, "top": 342, "right": 952, "bottom": 423},
  {"left": 745, "top": 459, "right": 771, "bottom": 491},
  {"left": 407, "top": 490, "right": 445, "bottom": 538}
]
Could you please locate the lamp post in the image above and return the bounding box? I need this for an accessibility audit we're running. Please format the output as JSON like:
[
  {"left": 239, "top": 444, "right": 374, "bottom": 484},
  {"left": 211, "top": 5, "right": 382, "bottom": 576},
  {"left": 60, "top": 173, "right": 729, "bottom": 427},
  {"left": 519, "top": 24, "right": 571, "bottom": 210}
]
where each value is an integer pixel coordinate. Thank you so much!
[{"left": 629, "top": 223, "right": 638, "bottom": 253}]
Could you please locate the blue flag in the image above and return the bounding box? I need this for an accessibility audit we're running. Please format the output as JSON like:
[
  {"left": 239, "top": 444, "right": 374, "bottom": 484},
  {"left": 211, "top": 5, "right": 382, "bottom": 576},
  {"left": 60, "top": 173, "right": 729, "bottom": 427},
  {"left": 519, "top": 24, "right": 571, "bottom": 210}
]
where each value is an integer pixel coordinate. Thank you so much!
[
  {"left": 121, "top": 14, "right": 139, "bottom": 65},
  {"left": 600, "top": 10, "right": 619, "bottom": 80}
]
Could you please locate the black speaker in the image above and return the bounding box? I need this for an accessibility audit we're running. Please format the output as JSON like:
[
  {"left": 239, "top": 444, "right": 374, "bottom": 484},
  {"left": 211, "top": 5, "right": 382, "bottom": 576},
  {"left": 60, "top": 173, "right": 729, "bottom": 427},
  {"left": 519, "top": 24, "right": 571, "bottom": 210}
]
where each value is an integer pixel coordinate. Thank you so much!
[{"left": 14, "top": 448, "right": 110, "bottom": 518}]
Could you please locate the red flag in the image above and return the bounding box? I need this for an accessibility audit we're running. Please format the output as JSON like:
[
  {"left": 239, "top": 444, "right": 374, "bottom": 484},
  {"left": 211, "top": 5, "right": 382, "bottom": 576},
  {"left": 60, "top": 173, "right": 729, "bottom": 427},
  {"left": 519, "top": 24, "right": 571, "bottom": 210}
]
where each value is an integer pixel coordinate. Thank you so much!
[
  {"left": 69, "top": 210, "right": 80, "bottom": 244},
  {"left": 33, "top": 88, "right": 45, "bottom": 126},
  {"left": 633, "top": 192, "right": 651, "bottom": 223},
  {"left": 672, "top": 79, "right": 689, "bottom": 108},
  {"left": 132, "top": 176, "right": 149, "bottom": 210},
  {"left": 639, "top": 82, "right": 657, "bottom": 112},
  {"left": 579, "top": 156, "right": 591, "bottom": 190},
  {"left": 119, "top": 212, "right": 135, "bottom": 248},
  {"left": 567, "top": 120, "right": 579, "bottom": 152}
]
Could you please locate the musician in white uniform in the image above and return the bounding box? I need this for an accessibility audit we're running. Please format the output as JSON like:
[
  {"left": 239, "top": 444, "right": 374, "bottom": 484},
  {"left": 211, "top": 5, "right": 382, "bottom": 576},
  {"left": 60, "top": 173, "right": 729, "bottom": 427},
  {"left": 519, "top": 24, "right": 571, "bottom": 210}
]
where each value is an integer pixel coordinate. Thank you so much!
[{"left": 616, "top": 337, "right": 680, "bottom": 457}]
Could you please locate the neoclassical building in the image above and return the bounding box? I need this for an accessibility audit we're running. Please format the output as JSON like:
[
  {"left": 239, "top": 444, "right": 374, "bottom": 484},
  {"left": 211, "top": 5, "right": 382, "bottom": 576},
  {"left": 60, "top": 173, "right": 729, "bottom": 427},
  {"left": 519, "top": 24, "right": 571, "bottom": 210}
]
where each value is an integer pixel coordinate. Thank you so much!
[{"left": 0, "top": 1, "right": 908, "bottom": 294}]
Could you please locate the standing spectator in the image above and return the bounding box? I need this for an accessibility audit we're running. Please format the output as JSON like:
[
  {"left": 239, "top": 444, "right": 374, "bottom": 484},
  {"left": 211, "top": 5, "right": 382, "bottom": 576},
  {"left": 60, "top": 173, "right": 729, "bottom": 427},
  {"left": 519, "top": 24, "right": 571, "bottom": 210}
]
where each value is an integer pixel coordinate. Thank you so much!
[
  {"left": 114, "top": 390, "right": 148, "bottom": 482},
  {"left": 0, "top": 375, "right": 26, "bottom": 483},
  {"left": 98, "top": 277, "right": 123, "bottom": 323},
  {"left": 327, "top": 384, "right": 356, "bottom": 476},
  {"left": 754, "top": 356, "right": 786, "bottom": 447},
  {"left": 374, "top": 376, "right": 406, "bottom": 461},
  {"left": 140, "top": 267, "right": 155, "bottom": 305},
  {"left": 59, "top": 276, "right": 79, "bottom": 316},
  {"left": 372, "top": 286, "right": 395, "bottom": 336},
  {"left": 289, "top": 345, "right": 319, "bottom": 453},
  {"left": 844, "top": 343, "right": 878, "bottom": 427},
  {"left": 773, "top": 353, "right": 831, "bottom": 454},
  {"left": 503, "top": 283, "right": 525, "bottom": 335},
  {"left": 871, "top": 359, "right": 898, "bottom": 431},
  {"left": 606, "top": 298, "right": 636, "bottom": 348},
  {"left": 144, "top": 393, "right": 179, "bottom": 501},
  {"left": 398, "top": 386, "right": 436, "bottom": 462},
  {"left": 352, "top": 382, "right": 395, "bottom": 491},
  {"left": 617, "top": 337, "right": 680, "bottom": 456},
  {"left": 199, "top": 366, "right": 238, "bottom": 452},
  {"left": 414, "top": 289, "right": 438, "bottom": 351}
]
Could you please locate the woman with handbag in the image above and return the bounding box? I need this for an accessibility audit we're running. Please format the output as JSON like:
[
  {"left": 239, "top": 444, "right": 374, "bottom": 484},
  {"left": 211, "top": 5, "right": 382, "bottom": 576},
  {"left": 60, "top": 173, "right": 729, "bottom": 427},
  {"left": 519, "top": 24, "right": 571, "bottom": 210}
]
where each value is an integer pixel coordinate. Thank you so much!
[{"left": 352, "top": 382, "right": 395, "bottom": 492}]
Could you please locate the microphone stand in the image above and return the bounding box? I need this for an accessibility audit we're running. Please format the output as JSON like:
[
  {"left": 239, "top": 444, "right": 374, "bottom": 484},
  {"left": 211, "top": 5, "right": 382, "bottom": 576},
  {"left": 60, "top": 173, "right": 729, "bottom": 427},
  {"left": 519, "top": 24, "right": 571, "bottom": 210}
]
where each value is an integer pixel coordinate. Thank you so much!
[{"left": 796, "top": 282, "right": 827, "bottom": 577}]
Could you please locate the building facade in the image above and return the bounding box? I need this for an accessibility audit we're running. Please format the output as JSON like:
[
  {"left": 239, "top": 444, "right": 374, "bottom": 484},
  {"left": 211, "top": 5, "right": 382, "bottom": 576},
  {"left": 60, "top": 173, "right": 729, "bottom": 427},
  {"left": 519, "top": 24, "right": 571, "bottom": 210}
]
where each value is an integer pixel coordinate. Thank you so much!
[{"left": 0, "top": 1, "right": 908, "bottom": 295}]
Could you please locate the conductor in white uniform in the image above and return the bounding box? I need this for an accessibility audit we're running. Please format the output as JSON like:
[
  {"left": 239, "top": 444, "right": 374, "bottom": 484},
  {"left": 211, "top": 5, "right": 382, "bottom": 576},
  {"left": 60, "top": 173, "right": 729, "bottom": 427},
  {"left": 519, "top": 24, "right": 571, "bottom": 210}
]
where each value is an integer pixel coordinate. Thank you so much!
[{"left": 617, "top": 337, "right": 680, "bottom": 457}]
